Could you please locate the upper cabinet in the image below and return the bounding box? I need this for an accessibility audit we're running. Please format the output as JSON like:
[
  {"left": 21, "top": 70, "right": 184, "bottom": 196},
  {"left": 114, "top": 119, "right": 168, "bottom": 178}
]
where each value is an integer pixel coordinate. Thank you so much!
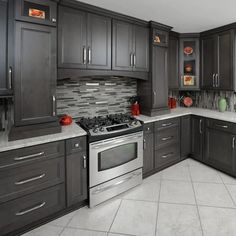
[
  {"left": 0, "top": 0, "right": 13, "bottom": 96},
  {"left": 14, "top": 0, "right": 57, "bottom": 26},
  {"left": 112, "top": 20, "right": 149, "bottom": 72},
  {"left": 179, "top": 35, "right": 200, "bottom": 90},
  {"left": 168, "top": 32, "right": 179, "bottom": 90},
  {"left": 58, "top": 6, "right": 111, "bottom": 70},
  {"left": 201, "top": 29, "right": 235, "bottom": 91}
]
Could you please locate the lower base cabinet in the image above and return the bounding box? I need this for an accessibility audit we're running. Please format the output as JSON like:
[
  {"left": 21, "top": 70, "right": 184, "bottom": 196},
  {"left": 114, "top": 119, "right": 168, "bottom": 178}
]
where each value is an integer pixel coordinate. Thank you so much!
[
  {"left": 204, "top": 119, "right": 236, "bottom": 176},
  {"left": 181, "top": 116, "right": 191, "bottom": 159},
  {"left": 66, "top": 137, "right": 88, "bottom": 207}
]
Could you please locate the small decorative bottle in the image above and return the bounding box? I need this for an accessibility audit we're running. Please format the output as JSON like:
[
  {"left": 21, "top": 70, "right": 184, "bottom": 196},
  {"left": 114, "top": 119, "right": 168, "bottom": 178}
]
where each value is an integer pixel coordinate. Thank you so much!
[{"left": 218, "top": 97, "right": 227, "bottom": 112}]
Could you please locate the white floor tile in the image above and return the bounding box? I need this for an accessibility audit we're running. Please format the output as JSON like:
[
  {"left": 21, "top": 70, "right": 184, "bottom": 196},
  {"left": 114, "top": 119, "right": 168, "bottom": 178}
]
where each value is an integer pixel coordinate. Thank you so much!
[
  {"left": 161, "top": 162, "right": 191, "bottom": 182},
  {"left": 68, "top": 199, "right": 121, "bottom": 232},
  {"left": 144, "top": 171, "right": 162, "bottom": 183},
  {"left": 226, "top": 184, "right": 236, "bottom": 206},
  {"left": 61, "top": 228, "right": 107, "bottom": 236},
  {"left": 49, "top": 211, "right": 76, "bottom": 227},
  {"left": 220, "top": 172, "right": 236, "bottom": 185},
  {"left": 120, "top": 180, "right": 160, "bottom": 202},
  {"left": 189, "top": 162, "right": 222, "bottom": 183},
  {"left": 110, "top": 199, "right": 157, "bottom": 236},
  {"left": 199, "top": 206, "right": 236, "bottom": 236},
  {"left": 160, "top": 180, "right": 196, "bottom": 204},
  {"left": 22, "top": 224, "right": 63, "bottom": 236},
  {"left": 156, "top": 203, "right": 202, "bottom": 236},
  {"left": 193, "top": 182, "right": 235, "bottom": 208}
]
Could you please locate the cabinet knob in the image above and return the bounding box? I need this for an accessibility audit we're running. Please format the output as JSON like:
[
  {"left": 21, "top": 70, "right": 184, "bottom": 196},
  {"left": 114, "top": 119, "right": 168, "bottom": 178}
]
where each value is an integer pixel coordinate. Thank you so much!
[
  {"left": 83, "top": 155, "right": 87, "bottom": 169},
  {"left": 51, "top": 18, "right": 57, "bottom": 23},
  {"left": 74, "top": 143, "right": 80, "bottom": 148},
  {"left": 147, "top": 127, "right": 150, "bottom": 131}
]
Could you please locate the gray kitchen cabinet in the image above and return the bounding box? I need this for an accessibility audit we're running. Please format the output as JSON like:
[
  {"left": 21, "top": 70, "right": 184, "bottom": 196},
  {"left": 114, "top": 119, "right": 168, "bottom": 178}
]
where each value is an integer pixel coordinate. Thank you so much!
[
  {"left": 58, "top": 6, "right": 111, "bottom": 70},
  {"left": 191, "top": 116, "right": 204, "bottom": 161},
  {"left": 66, "top": 137, "right": 88, "bottom": 207},
  {"left": 143, "top": 123, "right": 155, "bottom": 177},
  {"left": 181, "top": 115, "right": 191, "bottom": 159},
  {"left": 201, "top": 29, "right": 234, "bottom": 91},
  {"left": 14, "top": 22, "right": 57, "bottom": 127},
  {"left": 168, "top": 32, "right": 179, "bottom": 89},
  {"left": 204, "top": 119, "right": 236, "bottom": 176},
  {"left": 112, "top": 20, "right": 149, "bottom": 72}
]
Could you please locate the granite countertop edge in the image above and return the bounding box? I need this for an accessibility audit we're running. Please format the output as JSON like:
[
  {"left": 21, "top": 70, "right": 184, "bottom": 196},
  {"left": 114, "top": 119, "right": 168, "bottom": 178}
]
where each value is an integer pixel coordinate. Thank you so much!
[{"left": 0, "top": 122, "right": 87, "bottom": 153}]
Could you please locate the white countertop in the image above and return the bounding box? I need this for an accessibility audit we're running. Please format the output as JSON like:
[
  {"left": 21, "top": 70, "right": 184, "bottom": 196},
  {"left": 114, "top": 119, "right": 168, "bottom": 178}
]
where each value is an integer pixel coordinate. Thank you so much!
[
  {"left": 136, "top": 107, "right": 236, "bottom": 124},
  {"left": 0, "top": 122, "right": 87, "bottom": 153}
]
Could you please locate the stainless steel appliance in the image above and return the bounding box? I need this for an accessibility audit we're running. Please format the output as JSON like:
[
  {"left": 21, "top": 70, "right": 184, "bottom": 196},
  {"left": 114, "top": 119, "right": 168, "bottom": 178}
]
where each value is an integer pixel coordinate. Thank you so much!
[{"left": 78, "top": 114, "right": 143, "bottom": 207}]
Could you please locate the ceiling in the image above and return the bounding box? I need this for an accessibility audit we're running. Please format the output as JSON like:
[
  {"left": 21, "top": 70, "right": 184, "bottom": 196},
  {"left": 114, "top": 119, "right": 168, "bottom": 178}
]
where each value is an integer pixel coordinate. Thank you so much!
[{"left": 77, "top": 0, "right": 236, "bottom": 33}]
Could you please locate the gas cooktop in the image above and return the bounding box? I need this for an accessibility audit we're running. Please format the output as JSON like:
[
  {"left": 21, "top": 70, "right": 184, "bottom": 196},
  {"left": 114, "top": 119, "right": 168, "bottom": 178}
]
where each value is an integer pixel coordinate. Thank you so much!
[{"left": 77, "top": 113, "right": 143, "bottom": 141}]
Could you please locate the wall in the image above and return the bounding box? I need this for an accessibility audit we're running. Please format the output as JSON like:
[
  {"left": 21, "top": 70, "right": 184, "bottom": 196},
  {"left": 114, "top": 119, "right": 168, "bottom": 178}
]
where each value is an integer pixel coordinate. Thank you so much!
[
  {"left": 56, "top": 77, "right": 137, "bottom": 118},
  {"left": 169, "top": 90, "right": 236, "bottom": 112}
]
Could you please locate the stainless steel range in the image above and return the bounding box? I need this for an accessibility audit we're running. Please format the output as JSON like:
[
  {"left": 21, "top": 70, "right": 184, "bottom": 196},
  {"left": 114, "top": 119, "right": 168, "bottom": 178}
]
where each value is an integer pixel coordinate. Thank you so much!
[{"left": 78, "top": 114, "right": 143, "bottom": 207}]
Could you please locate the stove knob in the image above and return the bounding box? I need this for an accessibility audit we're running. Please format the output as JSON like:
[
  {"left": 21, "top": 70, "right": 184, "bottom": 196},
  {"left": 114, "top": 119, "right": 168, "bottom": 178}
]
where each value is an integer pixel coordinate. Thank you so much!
[
  {"left": 93, "top": 128, "right": 99, "bottom": 133},
  {"left": 100, "top": 127, "right": 105, "bottom": 132}
]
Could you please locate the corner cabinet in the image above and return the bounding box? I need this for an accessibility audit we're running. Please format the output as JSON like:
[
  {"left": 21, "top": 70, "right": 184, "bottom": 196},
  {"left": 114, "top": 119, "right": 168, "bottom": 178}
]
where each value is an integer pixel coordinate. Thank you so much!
[
  {"left": 0, "top": 0, "right": 13, "bottom": 96},
  {"left": 14, "top": 22, "right": 57, "bottom": 126},
  {"left": 58, "top": 6, "right": 111, "bottom": 70},
  {"left": 112, "top": 20, "right": 149, "bottom": 72},
  {"left": 138, "top": 22, "right": 171, "bottom": 117},
  {"left": 201, "top": 29, "right": 235, "bottom": 91}
]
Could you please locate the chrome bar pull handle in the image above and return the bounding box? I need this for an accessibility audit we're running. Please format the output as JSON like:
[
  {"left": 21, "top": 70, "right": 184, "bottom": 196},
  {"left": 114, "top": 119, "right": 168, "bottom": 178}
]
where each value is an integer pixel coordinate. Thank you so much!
[
  {"left": 212, "top": 74, "right": 215, "bottom": 87},
  {"left": 130, "top": 53, "right": 133, "bottom": 66},
  {"left": 162, "top": 123, "right": 173, "bottom": 127},
  {"left": 83, "top": 47, "right": 87, "bottom": 64},
  {"left": 88, "top": 47, "right": 91, "bottom": 64},
  {"left": 52, "top": 95, "right": 56, "bottom": 116},
  {"left": 216, "top": 74, "right": 219, "bottom": 87},
  {"left": 14, "top": 152, "right": 45, "bottom": 161},
  {"left": 15, "top": 202, "right": 46, "bottom": 216},
  {"left": 133, "top": 54, "right": 136, "bottom": 67},
  {"left": 161, "top": 136, "right": 173, "bottom": 141},
  {"left": 216, "top": 124, "right": 228, "bottom": 129},
  {"left": 162, "top": 152, "right": 174, "bottom": 159},
  {"left": 143, "top": 139, "right": 147, "bottom": 150},
  {"left": 153, "top": 91, "right": 157, "bottom": 107},
  {"left": 199, "top": 119, "right": 203, "bottom": 134},
  {"left": 8, "top": 67, "right": 12, "bottom": 89},
  {"left": 232, "top": 137, "right": 235, "bottom": 149},
  {"left": 15, "top": 174, "right": 46, "bottom": 185},
  {"left": 83, "top": 155, "right": 87, "bottom": 169}
]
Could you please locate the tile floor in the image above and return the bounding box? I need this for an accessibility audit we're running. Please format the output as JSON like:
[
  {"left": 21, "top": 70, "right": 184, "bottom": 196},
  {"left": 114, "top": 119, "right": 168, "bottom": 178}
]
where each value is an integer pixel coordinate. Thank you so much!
[{"left": 23, "top": 158, "right": 236, "bottom": 236}]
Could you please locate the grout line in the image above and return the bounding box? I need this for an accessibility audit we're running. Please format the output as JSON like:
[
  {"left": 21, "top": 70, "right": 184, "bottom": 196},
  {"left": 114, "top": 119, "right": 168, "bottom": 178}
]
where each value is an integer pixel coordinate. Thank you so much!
[
  {"left": 219, "top": 174, "right": 236, "bottom": 208},
  {"left": 63, "top": 226, "right": 108, "bottom": 234},
  {"left": 154, "top": 177, "right": 162, "bottom": 236},
  {"left": 187, "top": 160, "right": 205, "bottom": 236},
  {"left": 108, "top": 199, "right": 123, "bottom": 233}
]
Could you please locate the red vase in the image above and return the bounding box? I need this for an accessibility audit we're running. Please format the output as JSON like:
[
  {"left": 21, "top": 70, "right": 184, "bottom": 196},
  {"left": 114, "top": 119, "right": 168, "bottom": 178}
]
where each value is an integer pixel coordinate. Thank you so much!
[{"left": 131, "top": 103, "right": 140, "bottom": 116}]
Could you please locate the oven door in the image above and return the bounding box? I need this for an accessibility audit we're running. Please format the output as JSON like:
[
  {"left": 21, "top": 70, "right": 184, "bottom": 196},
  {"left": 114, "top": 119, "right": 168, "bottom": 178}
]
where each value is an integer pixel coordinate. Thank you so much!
[{"left": 89, "top": 131, "right": 143, "bottom": 187}]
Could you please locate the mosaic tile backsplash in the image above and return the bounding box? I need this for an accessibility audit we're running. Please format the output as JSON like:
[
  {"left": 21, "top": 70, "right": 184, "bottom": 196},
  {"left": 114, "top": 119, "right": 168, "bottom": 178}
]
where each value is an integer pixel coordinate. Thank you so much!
[
  {"left": 56, "top": 77, "right": 137, "bottom": 118},
  {"left": 169, "top": 90, "right": 236, "bottom": 112}
]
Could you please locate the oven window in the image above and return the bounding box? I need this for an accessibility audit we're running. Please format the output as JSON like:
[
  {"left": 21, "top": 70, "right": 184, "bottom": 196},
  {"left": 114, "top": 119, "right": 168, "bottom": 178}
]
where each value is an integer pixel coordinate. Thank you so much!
[{"left": 98, "top": 143, "right": 137, "bottom": 171}]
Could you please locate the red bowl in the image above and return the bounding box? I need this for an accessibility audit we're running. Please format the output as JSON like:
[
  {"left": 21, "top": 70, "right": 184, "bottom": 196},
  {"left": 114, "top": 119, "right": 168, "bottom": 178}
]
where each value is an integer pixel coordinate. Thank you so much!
[{"left": 60, "top": 115, "right": 73, "bottom": 126}]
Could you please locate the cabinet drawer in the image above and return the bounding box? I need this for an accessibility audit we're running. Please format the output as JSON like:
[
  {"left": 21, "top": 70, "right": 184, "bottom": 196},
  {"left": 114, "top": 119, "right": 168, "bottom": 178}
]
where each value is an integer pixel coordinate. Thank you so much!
[
  {"left": 155, "top": 145, "right": 180, "bottom": 169},
  {"left": 66, "top": 136, "right": 87, "bottom": 154},
  {"left": 156, "top": 117, "right": 180, "bottom": 130},
  {"left": 207, "top": 119, "right": 233, "bottom": 133},
  {"left": 0, "top": 184, "right": 65, "bottom": 236},
  {"left": 0, "top": 157, "right": 65, "bottom": 204},
  {"left": 143, "top": 123, "right": 154, "bottom": 134},
  {"left": 155, "top": 126, "right": 179, "bottom": 150},
  {"left": 0, "top": 141, "right": 64, "bottom": 170}
]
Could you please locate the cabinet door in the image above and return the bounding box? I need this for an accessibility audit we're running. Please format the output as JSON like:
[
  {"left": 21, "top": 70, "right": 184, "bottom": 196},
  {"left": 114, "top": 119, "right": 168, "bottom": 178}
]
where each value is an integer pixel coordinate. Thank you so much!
[
  {"left": 112, "top": 20, "right": 133, "bottom": 71},
  {"left": 133, "top": 25, "right": 149, "bottom": 72},
  {"left": 181, "top": 115, "right": 191, "bottom": 159},
  {"left": 143, "top": 132, "right": 154, "bottom": 176},
  {"left": 205, "top": 128, "right": 235, "bottom": 175},
  {"left": 87, "top": 13, "right": 111, "bottom": 70},
  {"left": 66, "top": 152, "right": 88, "bottom": 207},
  {"left": 0, "top": 0, "right": 11, "bottom": 95},
  {"left": 191, "top": 116, "right": 204, "bottom": 161},
  {"left": 152, "top": 46, "right": 168, "bottom": 110},
  {"left": 168, "top": 35, "right": 179, "bottom": 89},
  {"left": 14, "top": 22, "right": 57, "bottom": 126},
  {"left": 58, "top": 6, "right": 87, "bottom": 69},
  {"left": 217, "top": 30, "right": 233, "bottom": 90},
  {"left": 201, "top": 36, "right": 216, "bottom": 89}
]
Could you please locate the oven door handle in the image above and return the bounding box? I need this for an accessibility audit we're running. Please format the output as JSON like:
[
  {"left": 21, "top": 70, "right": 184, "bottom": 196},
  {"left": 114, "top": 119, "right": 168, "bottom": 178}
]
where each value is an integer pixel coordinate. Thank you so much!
[
  {"left": 91, "top": 171, "right": 142, "bottom": 195},
  {"left": 91, "top": 135, "right": 142, "bottom": 149}
]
